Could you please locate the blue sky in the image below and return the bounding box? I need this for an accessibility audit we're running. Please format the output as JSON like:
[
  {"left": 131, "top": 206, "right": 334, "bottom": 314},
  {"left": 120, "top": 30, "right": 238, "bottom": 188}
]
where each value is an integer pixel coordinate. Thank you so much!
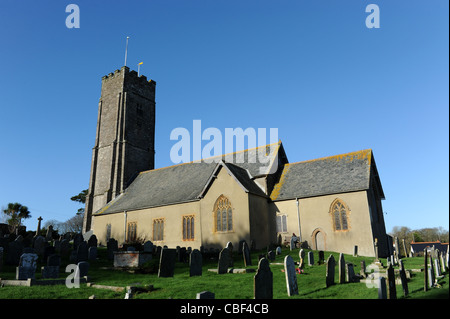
[{"left": 0, "top": 0, "right": 448, "bottom": 234}]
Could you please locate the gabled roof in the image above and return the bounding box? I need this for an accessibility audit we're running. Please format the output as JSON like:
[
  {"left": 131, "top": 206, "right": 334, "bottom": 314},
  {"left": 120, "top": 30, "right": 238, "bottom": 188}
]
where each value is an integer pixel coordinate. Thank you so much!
[
  {"left": 270, "top": 149, "right": 378, "bottom": 201},
  {"left": 95, "top": 142, "right": 280, "bottom": 215}
]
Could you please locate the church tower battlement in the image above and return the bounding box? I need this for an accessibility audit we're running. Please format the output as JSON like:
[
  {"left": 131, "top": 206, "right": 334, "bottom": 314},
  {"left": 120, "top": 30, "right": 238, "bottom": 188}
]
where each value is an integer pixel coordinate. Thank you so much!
[{"left": 83, "top": 66, "right": 156, "bottom": 232}]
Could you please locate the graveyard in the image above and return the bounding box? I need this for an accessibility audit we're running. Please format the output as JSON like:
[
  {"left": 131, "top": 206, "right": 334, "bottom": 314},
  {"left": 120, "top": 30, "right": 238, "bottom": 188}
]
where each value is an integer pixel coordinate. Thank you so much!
[{"left": 0, "top": 235, "right": 448, "bottom": 299}]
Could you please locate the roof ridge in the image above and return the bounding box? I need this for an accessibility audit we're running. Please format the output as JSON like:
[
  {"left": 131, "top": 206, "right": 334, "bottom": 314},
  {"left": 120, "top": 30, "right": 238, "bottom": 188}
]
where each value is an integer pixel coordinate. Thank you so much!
[
  {"left": 139, "top": 140, "right": 282, "bottom": 175},
  {"left": 286, "top": 149, "right": 373, "bottom": 166}
]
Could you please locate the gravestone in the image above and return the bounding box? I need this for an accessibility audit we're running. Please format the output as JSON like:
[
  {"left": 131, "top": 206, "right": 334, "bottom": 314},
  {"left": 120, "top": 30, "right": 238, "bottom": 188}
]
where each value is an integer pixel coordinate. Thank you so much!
[
  {"left": 87, "top": 234, "right": 97, "bottom": 248},
  {"left": 242, "top": 241, "right": 252, "bottom": 267},
  {"left": 189, "top": 249, "right": 202, "bottom": 277},
  {"left": 77, "top": 241, "right": 88, "bottom": 262},
  {"left": 338, "top": 253, "right": 345, "bottom": 284},
  {"left": 275, "top": 246, "right": 282, "bottom": 255},
  {"left": 267, "top": 250, "right": 275, "bottom": 261},
  {"left": 218, "top": 247, "right": 230, "bottom": 274},
  {"left": 353, "top": 245, "right": 358, "bottom": 257},
  {"left": 402, "top": 239, "right": 408, "bottom": 258},
  {"left": 45, "top": 225, "right": 54, "bottom": 241},
  {"left": 76, "top": 261, "right": 90, "bottom": 278},
  {"left": 143, "top": 241, "right": 154, "bottom": 253},
  {"left": 41, "top": 254, "right": 61, "bottom": 279},
  {"left": 43, "top": 246, "right": 56, "bottom": 263},
  {"left": 107, "top": 238, "right": 119, "bottom": 260},
  {"left": 7, "top": 239, "right": 24, "bottom": 265},
  {"left": 196, "top": 291, "right": 215, "bottom": 299},
  {"left": 284, "top": 255, "right": 298, "bottom": 296},
  {"left": 307, "top": 251, "right": 314, "bottom": 266},
  {"left": 226, "top": 242, "right": 234, "bottom": 267},
  {"left": 158, "top": 248, "right": 176, "bottom": 277},
  {"left": 254, "top": 258, "right": 273, "bottom": 299},
  {"left": 88, "top": 246, "right": 98, "bottom": 260},
  {"left": 16, "top": 253, "right": 38, "bottom": 280},
  {"left": 386, "top": 264, "right": 397, "bottom": 299},
  {"left": 318, "top": 251, "right": 324, "bottom": 265},
  {"left": 290, "top": 237, "right": 296, "bottom": 251},
  {"left": 0, "top": 247, "right": 3, "bottom": 272},
  {"left": 326, "top": 254, "right": 335, "bottom": 287},
  {"left": 378, "top": 276, "right": 387, "bottom": 299},
  {"left": 360, "top": 260, "right": 367, "bottom": 278},
  {"left": 429, "top": 254, "right": 436, "bottom": 286},
  {"left": 73, "top": 233, "right": 83, "bottom": 251},
  {"left": 346, "top": 263, "right": 357, "bottom": 283},
  {"left": 424, "top": 249, "right": 429, "bottom": 291},
  {"left": 59, "top": 239, "right": 70, "bottom": 258},
  {"left": 398, "top": 259, "right": 409, "bottom": 297},
  {"left": 299, "top": 249, "right": 305, "bottom": 269}
]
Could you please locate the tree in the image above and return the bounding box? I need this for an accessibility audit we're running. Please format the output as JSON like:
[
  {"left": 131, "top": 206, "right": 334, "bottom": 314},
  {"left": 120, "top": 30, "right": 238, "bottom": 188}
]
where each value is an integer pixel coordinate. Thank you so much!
[
  {"left": 2, "top": 202, "right": 32, "bottom": 235},
  {"left": 71, "top": 189, "right": 88, "bottom": 215}
]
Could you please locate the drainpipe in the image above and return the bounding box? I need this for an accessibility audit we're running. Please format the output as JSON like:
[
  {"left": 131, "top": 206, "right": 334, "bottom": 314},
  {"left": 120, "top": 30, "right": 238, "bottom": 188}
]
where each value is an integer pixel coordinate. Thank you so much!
[
  {"left": 296, "top": 198, "right": 302, "bottom": 242},
  {"left": 124, "top": 210, "right": 127, "bottom": 243}
]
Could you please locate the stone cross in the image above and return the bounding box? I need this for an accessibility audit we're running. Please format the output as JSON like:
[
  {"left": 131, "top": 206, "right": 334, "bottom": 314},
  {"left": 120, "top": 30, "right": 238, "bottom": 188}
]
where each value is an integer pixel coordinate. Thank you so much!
[
  {"left": 254, "top": 257, "right": 273, "bottom": 299},
  {"left": 36, "top": 217, "right": 43, "bottom": 236},
  {"left": 325, "top": 254, "right": 335, "bottom": 287},
  {"left": 284, "top": 255, "right": 298, "bottom": 296},
  {"left": 218, "top": 247, "right": 230, "bottom": 274}
]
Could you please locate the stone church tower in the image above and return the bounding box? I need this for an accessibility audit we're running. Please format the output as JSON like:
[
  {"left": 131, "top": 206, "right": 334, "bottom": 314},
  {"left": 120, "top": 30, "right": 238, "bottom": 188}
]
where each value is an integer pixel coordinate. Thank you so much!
[{"left": 83, "top": 66, "right": 156, "bottom": 232}]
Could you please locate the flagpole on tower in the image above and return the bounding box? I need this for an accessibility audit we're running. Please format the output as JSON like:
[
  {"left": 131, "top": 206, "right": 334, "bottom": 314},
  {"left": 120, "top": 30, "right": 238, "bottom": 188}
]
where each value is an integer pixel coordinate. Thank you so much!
[
  {"left": 124, "top": 36, "right": 130, "bottom": 67},
  {"left": 138, "top": 62, "right": 143, "bottom": 76}
]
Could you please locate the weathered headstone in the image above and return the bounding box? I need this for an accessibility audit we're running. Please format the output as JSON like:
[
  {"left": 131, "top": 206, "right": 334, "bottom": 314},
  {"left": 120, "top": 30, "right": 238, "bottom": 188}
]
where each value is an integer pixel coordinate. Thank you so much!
[
  {"left": 16, "top": 253, "right": 38, "bottom": 280},
  {"left": 43, "top": 246, "right": 56, "bottom": 263},
  {"left": 326, "top": 254, "right": 335, "bottom": 287},
  {"left": 398, "top": 259, "right": 409, "bottom": 297},
  {"left": 307, "top": 251, "right": 314, "bottom": 266},
  {"left": 242, "top": 241, "right": 252, "bottom": 267},
  {"left": 75, "top": 261, "right": 90, "bottom": 278},
  {"left": 254, "top": 257, "right": 273, "bottom": 299},
  {"left": 346, "top": 263, "right": 357, "bottom": 283},
  {"left": 290, "top": 237, "right": 296, "bottom": 251},
  {"left": 218, "top": 247, "right": 230, "bottom": 274},
  {"left": 318, "top": 250, "right": 324, "bottom": 265},
  {"left": 189, "top": 249, "right": 202, "bottom": 277},
  {"left": 429, "top": 254, "right": 436, "bottom": 286},
  {"left": 338, "top": 253, "right": 345, "bottom": 284},
  {"left": 158, "top": 248, "right": 176, "bottom": 277},
  {"left": 41, "top": 254, "right": 60, "bottom": 279},
  {"left": 402, "top": 239, "right": 408, "bottom": 258},
  {"left": 196, "top": 291, "right": 215, "bottom": 299},
  {"left": 267, "top": 250, "right": 275, "bottom": 261},
  {"left": 7, "top": 239, "right": 24, "bottom": 265},
  {"left": 275, "top": 246, "right": 282, "bottom": 255},
  {"left": 424, "top": 249, "right": 428, "bottom": 291},
  {"left": 87, "top": 234, "right": 98, "bottom": 248},
  {"left": 0, "top": 247, "right": 3, "bottom": 272},
  {"left": 360, "top": 260, "right": 366, "bottom": 278},
  {"left": 45, "top": 225, "right": 54, "bottom": 242},
  {"left": 59, "top": 239, "right": 70, "bottom": 258},
  {"left": 73, "top": 233, "right": 83, "bottom": 251},
  {"left": 284, "top": 255, "right": 298, "bottom": 296},
  {"left": 386, "top": 263, "right": 397, "bottom": 299}
]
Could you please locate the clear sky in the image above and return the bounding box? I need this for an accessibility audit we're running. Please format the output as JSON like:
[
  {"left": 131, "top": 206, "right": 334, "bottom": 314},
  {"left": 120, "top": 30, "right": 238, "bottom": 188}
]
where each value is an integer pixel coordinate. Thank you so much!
[{"left": 0, "top": 0, "right": 448, "bottom": 234}]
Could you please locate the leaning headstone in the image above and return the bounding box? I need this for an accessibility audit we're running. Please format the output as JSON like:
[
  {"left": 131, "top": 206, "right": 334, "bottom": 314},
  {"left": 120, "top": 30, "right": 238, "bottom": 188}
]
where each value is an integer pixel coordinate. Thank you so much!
[
  {"left": 254, "top": 258, "right": 273, "bottom": 299},
  {"left": 386, "top": 263, "right": 397, "bottom": 299},
  {"left": 398, "top": 259, "right": 409, "bottom": 297},
  {"left": 158, "top": 248, "right": 176, "bottom": 277},
  {"left": 189, "top": 249, "right": 202, "bottom": 277},
  {"left": 218, "top": 247, "right": 230, "bottom": 274},
  {"left": 242, "top": 241, "right": 252, "bottom": 267},
  {"left": 346, "top": 263, "right": 357, "bottom": 283},
  {"left": 338, "top": 253, "right": 345, "bottom": 284},
  {"left": 326, "top": 254, "right": 335, "bottom": 287},
  {"left": 16, "top": 253, "right": 38, "bottom": 280},
  {"left": 196, "top": 291, "right": 215, "bottom": 299},
  {"left": 284, "top": 255, "right": 298, "bottom": 296},
  {"left": 378, "top": 276, "right": 387, "bottom": 299},
  {"left": 307, "top": 251, "right": 314, "bottom": 266}
]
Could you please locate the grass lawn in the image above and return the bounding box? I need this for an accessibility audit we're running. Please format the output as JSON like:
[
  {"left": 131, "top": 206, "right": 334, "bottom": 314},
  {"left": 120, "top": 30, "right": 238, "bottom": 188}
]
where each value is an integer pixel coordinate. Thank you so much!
[{"left": 0, "top": 246, "right": 448, "bottom": 299}]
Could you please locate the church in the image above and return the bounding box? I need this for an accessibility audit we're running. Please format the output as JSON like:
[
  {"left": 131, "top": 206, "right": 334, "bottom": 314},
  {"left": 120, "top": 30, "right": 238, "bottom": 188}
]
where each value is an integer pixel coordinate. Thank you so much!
[{"left": 83, "top": 66, "right": 390, "bottom": 258}]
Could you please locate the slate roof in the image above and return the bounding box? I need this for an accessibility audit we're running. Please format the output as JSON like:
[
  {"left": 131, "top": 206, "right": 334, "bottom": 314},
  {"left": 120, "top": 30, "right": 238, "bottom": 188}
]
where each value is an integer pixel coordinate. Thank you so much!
[
  {"left": 95, "top": 143, "right": 281, "bottom": 215},
  {"left": 410, "top": 241, "right": 449, "bottom": 254},
  {"left": 270, "top": 149, "right": 378, "bottom": 201}
]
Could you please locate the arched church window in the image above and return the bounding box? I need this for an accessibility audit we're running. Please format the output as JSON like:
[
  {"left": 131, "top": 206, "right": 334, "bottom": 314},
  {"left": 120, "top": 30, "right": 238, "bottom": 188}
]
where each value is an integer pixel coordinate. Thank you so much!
[
  {"left": 330, "top": 199, "right": 349, "bottom": 231},
  {"left": 214, "top": 195, "right": 233, "bottom": 232}
]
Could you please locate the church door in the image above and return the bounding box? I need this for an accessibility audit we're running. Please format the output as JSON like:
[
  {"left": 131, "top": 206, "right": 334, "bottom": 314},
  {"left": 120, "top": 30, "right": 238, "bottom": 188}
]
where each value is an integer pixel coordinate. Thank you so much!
[{"left": 314, "top": 231, "right": 325, "bottom": 251}]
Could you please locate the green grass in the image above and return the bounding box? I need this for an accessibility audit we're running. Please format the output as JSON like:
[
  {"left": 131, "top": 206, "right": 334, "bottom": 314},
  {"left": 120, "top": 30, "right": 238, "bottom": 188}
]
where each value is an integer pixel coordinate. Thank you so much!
[{"left": 0, "top": 247, "right": 448, "bottom": 299}]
